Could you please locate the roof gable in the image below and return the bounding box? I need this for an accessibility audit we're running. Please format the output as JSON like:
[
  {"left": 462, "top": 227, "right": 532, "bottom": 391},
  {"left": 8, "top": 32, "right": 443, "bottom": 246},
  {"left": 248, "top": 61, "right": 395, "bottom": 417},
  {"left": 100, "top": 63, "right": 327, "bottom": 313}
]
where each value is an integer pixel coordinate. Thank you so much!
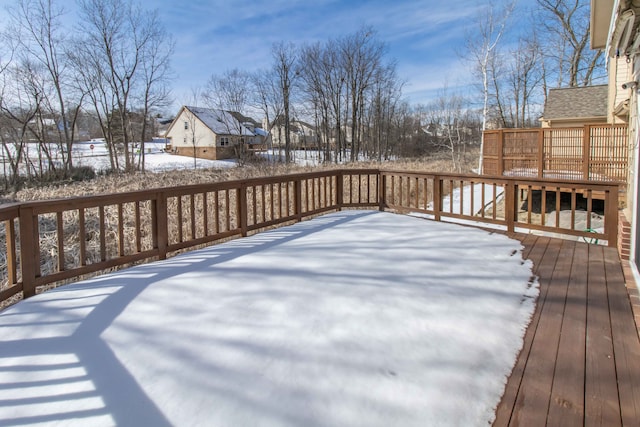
[
  {"left": 184, "top": 106, "right": 255, "bottom": 136},
  {"left": 542, "top": 85, "right": 608, "bottom": 121}
]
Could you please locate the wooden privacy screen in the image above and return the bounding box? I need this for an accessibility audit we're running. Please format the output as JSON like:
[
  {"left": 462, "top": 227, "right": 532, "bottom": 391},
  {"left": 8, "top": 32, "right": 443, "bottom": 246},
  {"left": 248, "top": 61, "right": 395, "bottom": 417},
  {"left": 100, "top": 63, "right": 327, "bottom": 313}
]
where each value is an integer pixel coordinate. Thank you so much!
[{"left": 483, "top": 125, "right": 628, "bottom": 182}]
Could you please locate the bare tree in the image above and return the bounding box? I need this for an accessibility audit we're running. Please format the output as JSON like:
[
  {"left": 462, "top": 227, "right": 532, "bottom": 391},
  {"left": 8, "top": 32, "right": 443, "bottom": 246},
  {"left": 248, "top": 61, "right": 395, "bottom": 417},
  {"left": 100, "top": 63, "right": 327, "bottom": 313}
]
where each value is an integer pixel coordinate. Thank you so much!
[
  {"left": 298, "top": 42, "right": 334, "bottom": 162},
  {"left": 340, "top": 27, "right": 385, "bottom": 161},
  {"left": 366, "top": 64, "right": 402, "bottom": 161},
  {"left": 75, "top": 0, "right": 173, "bottom": 173},
  {"left": 271, "top": 42, "right": 298, "bottom": 163},
  {"left": 506, "top": 36, "right": 544, "bottom": 127},
  {"left": 298, "top": 29, "right": 398, "bottom": 164},
  {"left": 0, "top": 60, "right": 40, "bottom": 185},
  {"left": 204, "top": 69, "right": 252, "bottom": 163},
  {"left": 425, "top": 89, "right": 478, "bottom": 172},
  {"left": 133, "top": 14, "right": 174, "bottom": 172},
  {"left": 184, "top": 88, "right": 203, "bottom": 169},
  {"left": 536, "top": 0, "right": 604, "bottom": 87},
  {"left": 251, "top": 69, "right": 283, "bottom": 158},
  {"left": 6, "top": 0, "right": 83, "bottom": 177}
]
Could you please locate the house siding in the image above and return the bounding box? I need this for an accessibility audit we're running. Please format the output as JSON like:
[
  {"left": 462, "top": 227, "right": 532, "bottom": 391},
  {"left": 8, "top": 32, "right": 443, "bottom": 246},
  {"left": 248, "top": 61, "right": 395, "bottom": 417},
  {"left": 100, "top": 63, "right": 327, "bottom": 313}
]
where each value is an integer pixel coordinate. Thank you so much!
[
  {"left": 166, "top": 107, "right": 259, "bottom": 160},
  {"left": 608, "top": 56, "right": 633, "bottom": 124},
  {"left": 167, "top": 110, "right": 217, "bottom": 149},
  {"left": 174, "top": 146, "right": 236, "bottom": 160}
]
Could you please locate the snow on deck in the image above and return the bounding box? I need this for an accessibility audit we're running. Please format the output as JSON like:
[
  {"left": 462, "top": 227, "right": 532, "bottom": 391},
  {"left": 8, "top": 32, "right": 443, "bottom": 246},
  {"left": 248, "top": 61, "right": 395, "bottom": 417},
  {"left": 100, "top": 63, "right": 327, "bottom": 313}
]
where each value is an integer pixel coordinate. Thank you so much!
[{"left": 0, "top": 211, "right": 538, "bottom": 426}]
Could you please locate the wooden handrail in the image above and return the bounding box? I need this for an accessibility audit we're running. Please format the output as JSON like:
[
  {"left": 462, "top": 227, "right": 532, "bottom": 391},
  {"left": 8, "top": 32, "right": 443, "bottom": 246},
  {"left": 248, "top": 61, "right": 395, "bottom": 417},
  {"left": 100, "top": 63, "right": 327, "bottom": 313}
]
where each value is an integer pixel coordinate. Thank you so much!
[{"left": 0, "top": 168, "right": 620, "bottom": 308}]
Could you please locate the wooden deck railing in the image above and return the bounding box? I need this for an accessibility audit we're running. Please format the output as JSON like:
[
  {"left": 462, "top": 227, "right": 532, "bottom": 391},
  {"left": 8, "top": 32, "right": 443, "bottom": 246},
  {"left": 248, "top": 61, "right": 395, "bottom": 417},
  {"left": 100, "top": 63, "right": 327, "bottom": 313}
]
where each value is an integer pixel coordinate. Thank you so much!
[
  {"left": 0, "top": 169, "right": 619, "bottom": 308},
  {"left": 483, "top": 124, "right": 629, "bottom": 183}
]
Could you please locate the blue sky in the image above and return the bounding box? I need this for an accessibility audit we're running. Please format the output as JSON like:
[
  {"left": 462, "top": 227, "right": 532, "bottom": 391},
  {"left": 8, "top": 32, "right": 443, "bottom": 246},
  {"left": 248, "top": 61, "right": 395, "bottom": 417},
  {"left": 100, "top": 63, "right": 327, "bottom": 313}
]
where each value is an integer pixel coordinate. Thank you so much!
[
  {"left": 0, "top": 0, "right": 530, "bottom": 113},
  {"left": 162, "top": 0, "right": 486, "bottom": 107}
]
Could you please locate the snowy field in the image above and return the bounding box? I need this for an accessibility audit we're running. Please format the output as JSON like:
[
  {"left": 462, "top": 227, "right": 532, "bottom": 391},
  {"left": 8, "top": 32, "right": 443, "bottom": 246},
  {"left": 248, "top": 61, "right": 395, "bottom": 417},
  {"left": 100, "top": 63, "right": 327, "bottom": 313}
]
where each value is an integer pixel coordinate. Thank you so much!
[
  {"left": 0, "top": 210, "right": 538, "bottom": 426},
  {"left": 72, "top": 141, "right": 238, "bottom": 172},
  {"left": 0, "top": 141, "right": 356, "bottom": 174},
  {"left": 0, "top": 141, "right": 378, "bottom": 175}
]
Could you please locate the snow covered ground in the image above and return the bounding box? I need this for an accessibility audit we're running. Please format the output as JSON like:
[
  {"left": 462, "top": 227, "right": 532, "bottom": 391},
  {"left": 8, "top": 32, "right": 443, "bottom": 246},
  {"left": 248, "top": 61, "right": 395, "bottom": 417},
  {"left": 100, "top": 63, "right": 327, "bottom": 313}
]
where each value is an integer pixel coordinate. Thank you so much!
[
  {"left": 72, "top": 141, "right": 237, "bottom": 172},
  {"left": 1, "top": 142, "right": 340, "bottom": 174},
  {"left": 0, "top": 210, "right": 538, "bottom": 426}
]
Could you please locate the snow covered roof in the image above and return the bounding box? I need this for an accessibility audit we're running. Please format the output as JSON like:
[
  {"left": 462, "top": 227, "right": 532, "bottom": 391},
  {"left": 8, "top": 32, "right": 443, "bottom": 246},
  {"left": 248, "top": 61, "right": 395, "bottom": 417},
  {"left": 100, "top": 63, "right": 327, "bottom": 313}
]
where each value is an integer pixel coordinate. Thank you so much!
[
  {"left": 185, "top": 106, "right": 255, "bottom": 136},
  {"left": 254, "top": 127, "right": 268, "bottom": 137}
]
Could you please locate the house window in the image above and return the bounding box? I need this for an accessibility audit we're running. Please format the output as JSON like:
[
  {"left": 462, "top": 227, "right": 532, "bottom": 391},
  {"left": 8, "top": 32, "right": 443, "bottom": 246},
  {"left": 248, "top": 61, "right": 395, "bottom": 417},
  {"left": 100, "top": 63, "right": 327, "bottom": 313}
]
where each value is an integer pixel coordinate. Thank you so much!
[
  {"left": 220, "top": 137, "right": 229, "bottom": 146},
  {"left": 184, "top": 121, "right": 188, "bottom": 130},
  {"left": 183, "top": 137, "right": 187, "bottom": 144}
]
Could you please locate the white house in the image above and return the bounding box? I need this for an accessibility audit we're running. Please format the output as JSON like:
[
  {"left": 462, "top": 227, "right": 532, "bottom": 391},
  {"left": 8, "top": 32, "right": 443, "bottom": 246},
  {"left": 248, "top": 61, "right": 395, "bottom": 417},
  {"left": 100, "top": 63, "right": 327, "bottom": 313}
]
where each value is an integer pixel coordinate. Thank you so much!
[{"left": 166, "top": 106, "right": 266, "bottom": 160}]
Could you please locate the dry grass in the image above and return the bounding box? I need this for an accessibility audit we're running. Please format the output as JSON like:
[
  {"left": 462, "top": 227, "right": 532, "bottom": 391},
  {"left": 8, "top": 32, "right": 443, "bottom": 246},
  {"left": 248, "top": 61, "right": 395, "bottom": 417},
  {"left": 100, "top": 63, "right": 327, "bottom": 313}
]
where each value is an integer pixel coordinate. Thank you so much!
[{"left": 7, "top": 149, "right": 479, "bottom": 202}]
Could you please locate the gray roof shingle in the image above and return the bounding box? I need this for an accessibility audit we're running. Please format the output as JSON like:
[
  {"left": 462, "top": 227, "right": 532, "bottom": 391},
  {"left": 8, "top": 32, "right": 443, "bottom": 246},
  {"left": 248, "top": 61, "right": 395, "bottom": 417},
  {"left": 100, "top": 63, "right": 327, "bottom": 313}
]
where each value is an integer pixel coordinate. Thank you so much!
[{"left": 542, "top": 85, "right": 608, "bottom": 120}]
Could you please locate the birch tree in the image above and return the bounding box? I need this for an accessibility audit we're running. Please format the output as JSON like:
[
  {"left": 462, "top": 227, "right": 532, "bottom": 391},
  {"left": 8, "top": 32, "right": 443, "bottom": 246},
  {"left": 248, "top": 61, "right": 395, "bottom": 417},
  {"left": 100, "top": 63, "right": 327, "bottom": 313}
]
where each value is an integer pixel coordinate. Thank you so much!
[{"left": 466, "top": 0, "right": 515, "bottom": 172}]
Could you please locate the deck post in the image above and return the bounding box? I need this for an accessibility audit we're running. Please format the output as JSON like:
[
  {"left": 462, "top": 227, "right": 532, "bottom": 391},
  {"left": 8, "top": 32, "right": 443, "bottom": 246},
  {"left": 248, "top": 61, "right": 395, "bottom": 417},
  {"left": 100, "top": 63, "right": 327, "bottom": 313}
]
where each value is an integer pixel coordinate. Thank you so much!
[
  {"left": 433, "top": 175, "right": 442, "bottom": 221},
  {"left": 153, "top": 192, "right": 168, "bottom": 260},
  {"left": 238, "top": 184, "right": 248, "bottom": 237},
  {"left": 19, "top": 206, "right": 38, "bottom": 298},
  {"left": 294, "top": 178, "right": 303, "bottom": 221},
  {"left": 505, "top": 181, "right": 517, "bottom": 233},
  {"left": 336, "top": 170, "right": 344, "bottom": 211},
  {"left": 6, "top": 219, "right": 16, "bottom": 286}
]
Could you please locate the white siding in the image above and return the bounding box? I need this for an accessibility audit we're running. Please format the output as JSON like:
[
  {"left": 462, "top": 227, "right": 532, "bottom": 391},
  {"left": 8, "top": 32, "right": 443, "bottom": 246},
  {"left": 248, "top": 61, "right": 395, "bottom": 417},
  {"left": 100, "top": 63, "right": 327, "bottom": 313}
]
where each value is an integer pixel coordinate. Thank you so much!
[
  {"left": 167, "top": 110, "right": 217, "bottom": 148},
  {"left": 614, "top": 56, "right": 632, "bottom": 107}
]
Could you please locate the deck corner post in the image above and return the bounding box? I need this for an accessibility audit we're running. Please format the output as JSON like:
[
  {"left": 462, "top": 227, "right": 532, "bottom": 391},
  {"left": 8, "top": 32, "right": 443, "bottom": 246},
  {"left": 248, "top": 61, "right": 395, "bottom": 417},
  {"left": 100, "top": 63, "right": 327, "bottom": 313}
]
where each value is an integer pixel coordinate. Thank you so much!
[
  {"left": 18, "top": 206, "right": 38, "bottom": 299},
  {"left": 606, "top": 186, "right": 619, "bottom": 248},
  {"left": 336, "top": 170, "right": 344, "bottom": 211},
  {"left": 378, "top": 171, "right": 386, "bottom": 212},
  {"left": 294, "top": 178, "right": 303, "bottom": 221},
  {"left": 153, "top": 192, "right": 168, "bottom": 260},
  {"left": 237, "top": 184, "right": 248, "bottom": 237},
  {"left": 433, "top": 175, "right": 442, "bottom": 221}
]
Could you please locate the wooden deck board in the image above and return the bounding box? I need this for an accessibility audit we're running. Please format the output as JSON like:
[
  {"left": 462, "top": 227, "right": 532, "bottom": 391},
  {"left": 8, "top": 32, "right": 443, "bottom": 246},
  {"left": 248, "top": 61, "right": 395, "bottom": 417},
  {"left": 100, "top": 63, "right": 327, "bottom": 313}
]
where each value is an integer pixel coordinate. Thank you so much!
[
  {"left": 509, "top": 238, "right": 564, "bottom": 426},
  {"left": 493, "top": 235, "right": 548, "bottom": 424},
  {"left": 494, "top": 235, "right": 640, "bottom": 427},
  {"left": 585, "top": 245, "right": 621, "bottom": 426},
  {"left": 603, "top": 248, "right": 640, "bottom": 425},
  {"left": 548, "top": 239, "right": 585, "bottom": 426}
]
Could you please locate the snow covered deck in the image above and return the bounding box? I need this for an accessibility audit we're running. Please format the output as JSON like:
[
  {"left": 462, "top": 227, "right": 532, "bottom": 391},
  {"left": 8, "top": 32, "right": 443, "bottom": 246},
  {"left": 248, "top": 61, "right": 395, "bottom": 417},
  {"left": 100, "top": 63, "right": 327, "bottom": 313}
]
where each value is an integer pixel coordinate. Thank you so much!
[{"left": 0, "top": 211, "right": 638, "bottom": 426}]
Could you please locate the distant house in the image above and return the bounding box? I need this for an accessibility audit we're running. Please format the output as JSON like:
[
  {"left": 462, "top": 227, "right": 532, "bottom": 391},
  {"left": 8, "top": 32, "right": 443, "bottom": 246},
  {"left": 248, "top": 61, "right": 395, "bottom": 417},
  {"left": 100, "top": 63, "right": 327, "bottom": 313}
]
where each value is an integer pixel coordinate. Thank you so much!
[
  {"left": 266, "top": 117, "right": 320, "bottom": 149},
  {"left": 166, "top": 106, "right": 267, "bottom": 160},
  {"left": 539, "top": 85, "right": 608, "bottom": 128},
  {"left": 27, "top": 117, "right": 81, "bottom": 142}
]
